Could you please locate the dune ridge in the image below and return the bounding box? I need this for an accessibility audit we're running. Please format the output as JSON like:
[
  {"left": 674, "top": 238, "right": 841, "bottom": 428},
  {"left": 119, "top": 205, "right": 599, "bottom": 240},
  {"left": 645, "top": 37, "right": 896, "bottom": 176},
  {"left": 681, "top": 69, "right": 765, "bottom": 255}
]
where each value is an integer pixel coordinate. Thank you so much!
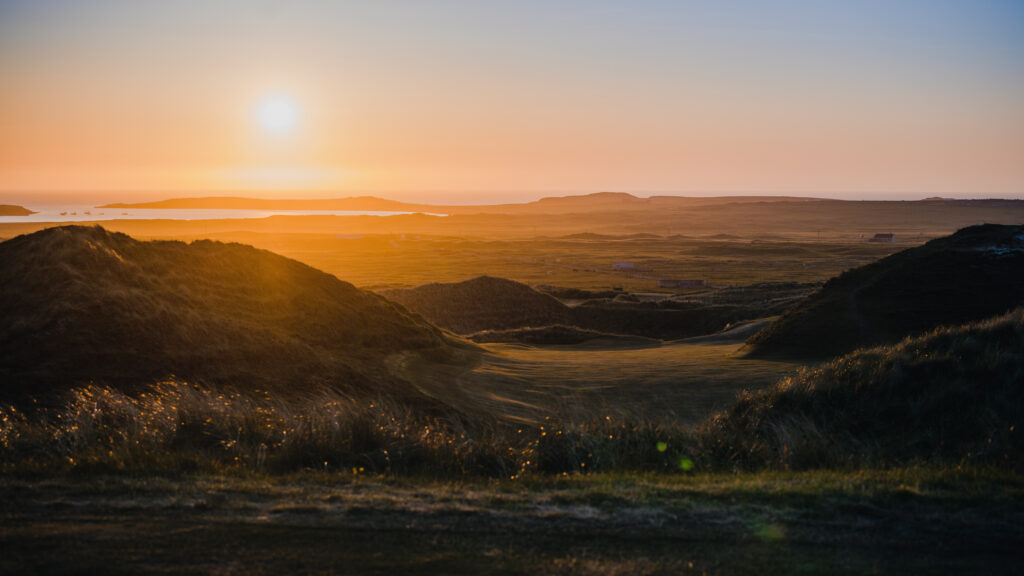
[{"left": 0, "top": 225, "right": 464, "bottom": 400}]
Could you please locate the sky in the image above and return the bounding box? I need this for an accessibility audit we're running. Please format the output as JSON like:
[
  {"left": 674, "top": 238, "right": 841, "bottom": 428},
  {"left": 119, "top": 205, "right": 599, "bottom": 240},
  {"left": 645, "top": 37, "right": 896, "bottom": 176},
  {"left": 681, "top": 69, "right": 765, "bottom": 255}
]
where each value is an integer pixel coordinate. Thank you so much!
[{"left": 1, "top": 0, "right": 1023, "bottom": 204}]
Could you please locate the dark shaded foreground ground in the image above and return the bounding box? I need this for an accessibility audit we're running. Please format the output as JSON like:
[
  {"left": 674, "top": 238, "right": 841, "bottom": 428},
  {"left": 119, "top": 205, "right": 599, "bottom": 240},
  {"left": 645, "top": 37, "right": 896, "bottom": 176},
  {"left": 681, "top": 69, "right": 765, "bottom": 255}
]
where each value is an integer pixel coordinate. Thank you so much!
[{"left": 2, "top": 470, "right": 1020, "bottom": 575}]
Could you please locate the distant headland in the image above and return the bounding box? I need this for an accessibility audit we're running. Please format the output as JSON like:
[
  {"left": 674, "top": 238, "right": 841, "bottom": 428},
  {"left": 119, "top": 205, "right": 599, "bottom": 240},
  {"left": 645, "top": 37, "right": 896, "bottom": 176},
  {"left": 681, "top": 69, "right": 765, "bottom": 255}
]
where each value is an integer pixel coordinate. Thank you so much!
[{"left": 0, "top": 205, "right": 36, "bottom": 216}]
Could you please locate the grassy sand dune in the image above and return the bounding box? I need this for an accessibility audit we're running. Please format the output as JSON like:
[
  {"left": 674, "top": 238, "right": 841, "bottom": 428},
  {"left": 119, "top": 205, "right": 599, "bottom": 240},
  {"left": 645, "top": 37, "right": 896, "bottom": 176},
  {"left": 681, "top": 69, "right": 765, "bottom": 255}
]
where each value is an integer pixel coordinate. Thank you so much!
[
  {"left": 0, "top": 226, "right": 466, "bottom": 401},
  {"left": 749, "top": 224, "right": 1024, "bottom": 358},
  {"left": 712, "top": 307, "right": 1024, "bottom": 469},
  {"left": 382, "top": 276, "right": 573, "bottom": 334}
]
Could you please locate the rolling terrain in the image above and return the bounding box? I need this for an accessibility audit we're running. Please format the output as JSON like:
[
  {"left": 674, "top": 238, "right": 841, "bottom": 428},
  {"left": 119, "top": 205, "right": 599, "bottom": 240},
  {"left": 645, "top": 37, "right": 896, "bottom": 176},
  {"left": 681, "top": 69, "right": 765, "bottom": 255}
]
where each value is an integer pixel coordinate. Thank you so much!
[
  {"left": 4, "top": 195, "right": 1024, "bottom": 246},
  {"left": 0, "top": 226, "right": 466, "bottom": 401},
  {"left": 710, "top": 306, "right": 1024, "bottom": 469},
  {"left": 384, "top": 276, "right": 811, "bottom": 340},
  {"left": 1, "top": 224, "right": 1022, "bottom": 574},
  {"left": 6, "top": 194, "right": 1023, "bottom": 301},
  {"left": 747, "top": 224, "right": 1024, "bottom": 358},
  {"left": 381, "top": 276, "right": 573, "bottom": 334}
]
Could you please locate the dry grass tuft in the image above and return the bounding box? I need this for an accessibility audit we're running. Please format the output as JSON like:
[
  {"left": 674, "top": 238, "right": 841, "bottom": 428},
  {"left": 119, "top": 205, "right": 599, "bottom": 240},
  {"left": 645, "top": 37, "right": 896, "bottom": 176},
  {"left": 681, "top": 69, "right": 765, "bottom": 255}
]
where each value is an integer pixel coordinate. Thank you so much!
[
  {"left": 704, "top": 307, "right": 1024, "bottom": 470},
  {"left": 0, "top": 381, "right": 697, "bottom": 477}
]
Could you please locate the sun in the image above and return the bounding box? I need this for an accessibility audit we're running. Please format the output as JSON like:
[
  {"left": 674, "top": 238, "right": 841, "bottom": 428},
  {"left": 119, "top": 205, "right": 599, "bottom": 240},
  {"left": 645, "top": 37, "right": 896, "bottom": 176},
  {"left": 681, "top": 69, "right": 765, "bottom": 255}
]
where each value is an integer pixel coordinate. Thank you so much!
[{"left": 257, "top": 96, "right": 297, "bottom": 134}]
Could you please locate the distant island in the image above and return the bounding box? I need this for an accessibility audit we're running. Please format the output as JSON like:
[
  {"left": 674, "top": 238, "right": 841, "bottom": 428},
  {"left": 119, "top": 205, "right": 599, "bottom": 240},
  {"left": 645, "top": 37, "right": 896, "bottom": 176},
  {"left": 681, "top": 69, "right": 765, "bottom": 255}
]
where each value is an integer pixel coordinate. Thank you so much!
[
  {"left": 101, "top": 192, "right": 821, "bottom": 215},
  {"left": 0, "top": 205, "right": 36, "bottom": 216}
]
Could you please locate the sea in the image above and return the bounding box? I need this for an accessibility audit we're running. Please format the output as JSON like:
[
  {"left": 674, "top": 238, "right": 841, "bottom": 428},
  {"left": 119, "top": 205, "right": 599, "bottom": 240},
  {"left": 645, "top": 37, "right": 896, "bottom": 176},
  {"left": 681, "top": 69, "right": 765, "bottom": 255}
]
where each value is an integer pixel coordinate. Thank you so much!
[{"left": 0, "top": 206, "right": 430, "bottom": 224}]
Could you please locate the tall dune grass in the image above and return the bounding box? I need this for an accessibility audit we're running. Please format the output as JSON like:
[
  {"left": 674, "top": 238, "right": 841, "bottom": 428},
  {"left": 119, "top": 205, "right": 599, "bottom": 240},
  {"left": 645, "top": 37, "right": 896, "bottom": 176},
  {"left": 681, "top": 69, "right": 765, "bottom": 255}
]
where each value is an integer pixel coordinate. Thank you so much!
[
  {"left": 0, "top": 382, "right": 695, "bottom": 477},
  {"left": 704, "top": 308, "right": 1024, "bottom": 470}
]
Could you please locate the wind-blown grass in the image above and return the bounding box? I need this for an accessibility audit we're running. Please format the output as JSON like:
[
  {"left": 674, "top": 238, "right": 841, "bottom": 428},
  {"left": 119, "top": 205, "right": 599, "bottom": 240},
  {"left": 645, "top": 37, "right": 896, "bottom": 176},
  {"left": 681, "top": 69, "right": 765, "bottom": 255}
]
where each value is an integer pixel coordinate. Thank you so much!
[
  {"left": 0, "top": 382, "right": 695, "bottom": 477},
  {"left": 705, "top": 307, "right": 1024, "bottom": 470}
]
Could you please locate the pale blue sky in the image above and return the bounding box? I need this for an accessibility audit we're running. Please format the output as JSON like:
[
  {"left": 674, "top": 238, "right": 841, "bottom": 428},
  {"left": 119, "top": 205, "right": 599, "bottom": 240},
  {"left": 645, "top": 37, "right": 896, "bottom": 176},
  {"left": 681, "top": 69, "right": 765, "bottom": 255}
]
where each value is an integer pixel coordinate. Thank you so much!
[{"left": 1, "top": 1, "right": 1022, "bottom": 201}]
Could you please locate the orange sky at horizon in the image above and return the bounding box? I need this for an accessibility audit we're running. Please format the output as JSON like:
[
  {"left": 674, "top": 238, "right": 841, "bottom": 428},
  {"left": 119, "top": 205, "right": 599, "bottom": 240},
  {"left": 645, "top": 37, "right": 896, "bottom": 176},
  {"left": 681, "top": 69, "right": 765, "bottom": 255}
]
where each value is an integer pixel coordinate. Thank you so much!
[{"left": 2, "top": 1, "right": 1023, "bottom": 204}]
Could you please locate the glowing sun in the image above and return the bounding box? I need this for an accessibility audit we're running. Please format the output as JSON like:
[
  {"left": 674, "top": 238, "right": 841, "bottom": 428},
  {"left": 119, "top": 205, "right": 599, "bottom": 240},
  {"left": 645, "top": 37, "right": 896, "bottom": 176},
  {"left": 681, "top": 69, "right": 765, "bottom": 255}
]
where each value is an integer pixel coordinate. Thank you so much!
[{"left": 257, "top": 96, "right": 297, "bottom": 134}]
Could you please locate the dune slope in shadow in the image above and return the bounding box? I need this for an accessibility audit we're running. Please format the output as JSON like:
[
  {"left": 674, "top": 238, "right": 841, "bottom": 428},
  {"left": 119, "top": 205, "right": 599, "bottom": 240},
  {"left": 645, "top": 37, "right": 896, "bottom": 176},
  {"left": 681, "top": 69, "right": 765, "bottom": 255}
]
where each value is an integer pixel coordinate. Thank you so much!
[{"left": 0, "top": 226, "right": 467, "bottom": 400}]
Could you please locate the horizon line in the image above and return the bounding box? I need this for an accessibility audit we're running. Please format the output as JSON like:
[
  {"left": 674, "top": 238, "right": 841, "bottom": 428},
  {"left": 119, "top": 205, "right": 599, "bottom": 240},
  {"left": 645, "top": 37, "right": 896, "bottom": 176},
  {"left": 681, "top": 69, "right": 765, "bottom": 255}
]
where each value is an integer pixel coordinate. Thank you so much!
[{"left": 3, "top": 189, "right": 1023, "bottom": 206}]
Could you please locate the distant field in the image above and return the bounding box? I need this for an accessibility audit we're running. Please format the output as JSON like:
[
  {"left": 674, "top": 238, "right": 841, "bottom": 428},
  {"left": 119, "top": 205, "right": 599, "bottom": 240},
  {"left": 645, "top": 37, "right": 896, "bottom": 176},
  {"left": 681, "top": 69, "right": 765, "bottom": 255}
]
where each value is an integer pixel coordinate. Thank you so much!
[
  {"left": 0, "top": 224, "right": 908, "bottom": 292},
  {"left": 197, "top": 233, "right": 906, "bottom": 291}
]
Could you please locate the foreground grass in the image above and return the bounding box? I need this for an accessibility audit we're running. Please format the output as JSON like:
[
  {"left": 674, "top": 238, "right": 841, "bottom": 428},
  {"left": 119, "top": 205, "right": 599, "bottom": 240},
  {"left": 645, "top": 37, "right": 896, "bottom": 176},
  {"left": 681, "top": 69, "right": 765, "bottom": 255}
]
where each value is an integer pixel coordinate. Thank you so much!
[
  {"left": 2, "top": 467, "right": 1021, "bottom": 575},
  {"left": 705, "top": 307, "right": 1024, "bottom": 470},
  {"left": 0, "top": 381, "right": 707, "bottom": 478}
]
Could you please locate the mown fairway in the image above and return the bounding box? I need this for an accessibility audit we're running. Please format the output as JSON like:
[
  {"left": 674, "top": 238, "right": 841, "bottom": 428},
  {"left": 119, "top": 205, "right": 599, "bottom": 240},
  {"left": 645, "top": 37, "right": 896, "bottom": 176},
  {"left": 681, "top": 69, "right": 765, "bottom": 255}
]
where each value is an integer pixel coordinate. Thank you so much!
[{"left": 440, "top": 338, "right": 803, "bottom": 424}]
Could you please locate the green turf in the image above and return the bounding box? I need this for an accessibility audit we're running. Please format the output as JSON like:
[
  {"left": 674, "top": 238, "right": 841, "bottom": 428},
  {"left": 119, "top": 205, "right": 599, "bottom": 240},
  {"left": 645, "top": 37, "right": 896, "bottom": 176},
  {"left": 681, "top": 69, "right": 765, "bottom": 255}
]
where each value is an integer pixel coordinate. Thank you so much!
[{"left": 2, "top": 468, "right": 1020, "bottom": 575}]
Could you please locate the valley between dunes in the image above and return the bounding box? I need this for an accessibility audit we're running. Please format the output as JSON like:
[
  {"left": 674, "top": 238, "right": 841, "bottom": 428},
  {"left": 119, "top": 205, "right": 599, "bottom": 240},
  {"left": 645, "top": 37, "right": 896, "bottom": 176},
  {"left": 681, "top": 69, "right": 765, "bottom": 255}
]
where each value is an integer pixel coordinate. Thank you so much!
[{"left": 396, "top": 335, "right": 798, "bottom": 425}]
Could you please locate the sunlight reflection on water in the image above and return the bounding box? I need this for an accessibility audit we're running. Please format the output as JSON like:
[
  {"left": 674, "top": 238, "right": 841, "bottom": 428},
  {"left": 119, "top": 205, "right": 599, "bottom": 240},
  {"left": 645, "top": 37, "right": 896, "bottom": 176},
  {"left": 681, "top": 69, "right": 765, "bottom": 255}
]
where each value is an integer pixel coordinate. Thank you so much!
[{"left": 0, "top": 206, "right": 445, "bottom": 223}]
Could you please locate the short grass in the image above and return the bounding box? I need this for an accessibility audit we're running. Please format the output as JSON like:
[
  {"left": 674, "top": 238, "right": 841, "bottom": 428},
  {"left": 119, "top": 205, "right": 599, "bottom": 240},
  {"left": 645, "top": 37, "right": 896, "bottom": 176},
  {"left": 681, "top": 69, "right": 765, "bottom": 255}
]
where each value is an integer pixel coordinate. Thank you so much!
[
  {"left": 457, "top": 340, "right": 801, "bottom": 423},
  {"left": 2, "top": 467, "right": 1020, "bottom": 575}
]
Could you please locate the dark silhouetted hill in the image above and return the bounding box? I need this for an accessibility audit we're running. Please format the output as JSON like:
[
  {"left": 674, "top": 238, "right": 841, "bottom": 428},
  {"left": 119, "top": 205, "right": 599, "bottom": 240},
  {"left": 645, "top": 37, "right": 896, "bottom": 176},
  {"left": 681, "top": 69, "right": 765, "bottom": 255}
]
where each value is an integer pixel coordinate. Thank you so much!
[
  {"left": 705, "top": 307, "right": 1024, "bottom": 469},
  {"left": 0, "top": 226, "right": 462, "bottom": 399},
  {"left": 381, "top": 276, "right": 573, "bottom": 334},
  {"left": 746, "top": 224, "right": 1024, "bottom": 358},
  {"left": 382, "top": 276, "right": 791, "bottom": 340}
]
